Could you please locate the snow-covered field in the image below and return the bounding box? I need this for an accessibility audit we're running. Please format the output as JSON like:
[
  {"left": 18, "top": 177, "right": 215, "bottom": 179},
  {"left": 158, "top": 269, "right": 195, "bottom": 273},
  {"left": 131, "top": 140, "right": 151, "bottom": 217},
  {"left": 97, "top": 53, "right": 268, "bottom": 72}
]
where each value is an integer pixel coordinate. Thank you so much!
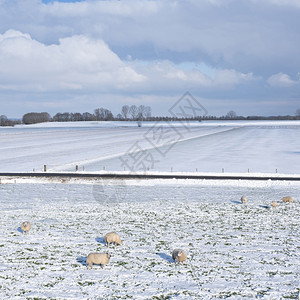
[
  {"left": 0, "top": 120, "right": 299, "bottom": 299},
  {"left": 1, "top": 120, "right": 299, "bottom": 173},
  {"left": 0, "top": 178, "right": 299, "bottom": 299}
]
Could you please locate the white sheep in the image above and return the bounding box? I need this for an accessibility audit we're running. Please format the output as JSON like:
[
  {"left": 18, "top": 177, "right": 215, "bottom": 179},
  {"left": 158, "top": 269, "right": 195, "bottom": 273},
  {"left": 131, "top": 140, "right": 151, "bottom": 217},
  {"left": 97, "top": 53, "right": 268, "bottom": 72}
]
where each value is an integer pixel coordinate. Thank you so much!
[
  {"left": 86, "top": 252, "right": 110, "bottom": 269},
  {"left": 172, "top": 249, "right": 187, "bottom": 264},
  {"left": 21, "top": 221, "right": 31, "bottom": 234},
  {"left": 241, "top": 195, "right": 247, "bottom": 204},
  {"left": 281, "top": 196, "right": 293, "bottom": 203},
  {"left": 271, "top": 201, "right": 278, "bottom": 208},
  {"left": 104, "top": 232, "right": 122, "bottom": 247}
]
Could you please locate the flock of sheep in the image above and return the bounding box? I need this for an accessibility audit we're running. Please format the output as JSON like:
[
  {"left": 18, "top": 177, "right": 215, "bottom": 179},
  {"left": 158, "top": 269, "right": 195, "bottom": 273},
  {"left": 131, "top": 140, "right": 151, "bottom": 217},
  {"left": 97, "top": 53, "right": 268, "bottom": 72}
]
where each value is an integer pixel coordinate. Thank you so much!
[
  {"left": 86, "top": 232, "right": 187, "bottom": 269},
  {"left": 19, "top": 195, "right": 293, "bottom": 269},
  {"left": 240, "top": 195, "right": 293, "bottom": 207},
  {"left": 20, "top": 226, "right": 187, "bottom": 269}
]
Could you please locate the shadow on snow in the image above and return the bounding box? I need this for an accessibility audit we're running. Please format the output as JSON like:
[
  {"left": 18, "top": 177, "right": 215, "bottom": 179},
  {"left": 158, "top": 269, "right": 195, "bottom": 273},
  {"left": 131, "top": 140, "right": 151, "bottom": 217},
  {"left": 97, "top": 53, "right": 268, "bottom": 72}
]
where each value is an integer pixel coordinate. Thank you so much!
[
  {"left": 77, "top": 256, "right": 87, "bottom": 267},
  {"left": 95, "top": 237, "right": 106, "bottom": 245},
  {"left": 156, "top": 252, "right": 173, "bottom": 263}
]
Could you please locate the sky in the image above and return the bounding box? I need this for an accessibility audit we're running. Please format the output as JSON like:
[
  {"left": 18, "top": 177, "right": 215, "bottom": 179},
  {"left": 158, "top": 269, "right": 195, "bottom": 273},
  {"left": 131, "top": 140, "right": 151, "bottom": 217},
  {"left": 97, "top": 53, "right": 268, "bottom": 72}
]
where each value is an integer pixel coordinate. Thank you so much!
[{"left": 0, "top": 0, "right": 299, "bottom": 118}]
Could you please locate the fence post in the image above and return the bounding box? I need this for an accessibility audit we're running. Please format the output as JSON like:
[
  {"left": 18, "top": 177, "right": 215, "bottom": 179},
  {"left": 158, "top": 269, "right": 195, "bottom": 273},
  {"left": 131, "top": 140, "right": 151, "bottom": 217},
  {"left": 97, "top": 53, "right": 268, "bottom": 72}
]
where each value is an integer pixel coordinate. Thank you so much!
[
  {"left": 75, "top": 165, "right": 79, "bottom": 172},
  {"left": 44, "top": 165, "right": 47, "bottom": 172}
]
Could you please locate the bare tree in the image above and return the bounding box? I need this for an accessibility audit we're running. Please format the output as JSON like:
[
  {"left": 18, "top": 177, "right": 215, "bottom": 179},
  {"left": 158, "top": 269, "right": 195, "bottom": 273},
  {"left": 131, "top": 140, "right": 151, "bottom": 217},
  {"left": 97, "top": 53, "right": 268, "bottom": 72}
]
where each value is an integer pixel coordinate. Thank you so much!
[
  {"left": 0, "top": 115, "right": 8, "bottom": 126},
  {"left": 226, "top": 110, "right": 237, "bottom": 119},
  {"left": 52, "top": 113, "right": 62, "bottom": 122},
  {"left": 137, "top": 105, "right": 146, "bottom": 120},
  {"left": 129, "top": 105, "right": 138, "bottom": 120},
  {"left": 116, "top": 113, "right": 123, "bottom": 120},
  {"left": 52, "top": 112, "right": 69, "bottom": 122},
  {"left": 94, "top": 108, "right": 114, "bottom": 121},
  {"left": 121, "top": 105, "right": 129, "bottom": 119},
  {"left": 82, "top": 112, "right": 94, "bottom": 121},
  {"left": 72, "top": 113, "right": 83, "bottom": 121},
  {"left": 103, "top": 109, "right": 114, "bottom": 121},
  {"left": 61, "top": 112, "right": 70, "bottom": 122},
  {"left": 22, "top": 112, "right": 51, "bottom": 124},
  {"left": 145, "top": 106, "right": 152, "bottom": 119},
  {"left": 94, "top": 108, "right": 101, "bottom": 121}
]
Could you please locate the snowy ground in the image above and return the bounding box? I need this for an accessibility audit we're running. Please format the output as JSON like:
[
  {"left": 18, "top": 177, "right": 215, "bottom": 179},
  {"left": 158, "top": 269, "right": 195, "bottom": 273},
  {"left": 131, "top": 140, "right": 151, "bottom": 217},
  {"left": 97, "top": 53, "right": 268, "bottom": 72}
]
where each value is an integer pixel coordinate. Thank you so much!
[
  {"left": 1, "top": 120, "right": 299, "bottom": 174},
  {"left": 0, "top": 121, "right": 299, "bottom": 299},
  {"left": 0, "top": 178, "right": 299, "bottom": 299}
]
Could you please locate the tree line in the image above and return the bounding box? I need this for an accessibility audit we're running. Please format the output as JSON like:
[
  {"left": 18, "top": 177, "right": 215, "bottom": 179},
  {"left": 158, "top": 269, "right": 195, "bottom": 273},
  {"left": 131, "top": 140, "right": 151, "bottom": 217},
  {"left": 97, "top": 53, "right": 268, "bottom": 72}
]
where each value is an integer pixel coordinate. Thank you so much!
[
  {"left": 0, "top": 115, "right": 21, "bottom": 126},
  {"left": 20, "top": 105, "right": 152, "bottom": 124},
  {"left": 1, "top": 107, "right": 300, "bottom": 126},
  {"left": 51, "top": 105, "right": 152, "bottom": 123}
]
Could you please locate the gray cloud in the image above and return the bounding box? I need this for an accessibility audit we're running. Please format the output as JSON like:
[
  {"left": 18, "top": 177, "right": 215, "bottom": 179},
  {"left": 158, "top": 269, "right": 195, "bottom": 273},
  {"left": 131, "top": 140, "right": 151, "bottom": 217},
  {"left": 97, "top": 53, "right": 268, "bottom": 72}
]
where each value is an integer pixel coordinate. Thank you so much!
[{"left": 0, "top": 0, "right": 299, "bottom": 117}]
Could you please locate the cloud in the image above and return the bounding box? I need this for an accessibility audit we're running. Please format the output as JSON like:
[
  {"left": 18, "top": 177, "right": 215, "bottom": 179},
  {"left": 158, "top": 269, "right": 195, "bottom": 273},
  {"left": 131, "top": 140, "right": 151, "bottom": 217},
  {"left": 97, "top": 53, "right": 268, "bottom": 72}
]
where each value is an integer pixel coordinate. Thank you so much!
[
  {"left": 1, "top": 0, "right": 299, "bottom": 77},
  {"left": 0, "top": 29, "right": 256, "bottom": 95},
  {"left": 0, "top": 30, "right": 145, "bottom": 92},
  {"left": 0, "top": 0, "right": 299, "bottom": 117},
  {"left": 267, "top": 72, "right": 299, "bottom": 87},
  {"left": 128, "top": 60, "right": 255, "bottom": 93}
]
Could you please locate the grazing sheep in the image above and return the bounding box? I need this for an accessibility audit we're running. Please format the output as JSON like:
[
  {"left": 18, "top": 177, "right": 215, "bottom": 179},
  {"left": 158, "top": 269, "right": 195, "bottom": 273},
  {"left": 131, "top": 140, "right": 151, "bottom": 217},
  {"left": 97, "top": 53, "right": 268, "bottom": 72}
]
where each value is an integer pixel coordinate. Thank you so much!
[
  {"left": 86, "top": 252, "right": 110, "bottom": 269},
  {"left": 21, "top": 221, "right": 31, "bottom": 234},
  {"left": 241, "top": 195, "right": 247, "bottom": 204},
  {"left": 104, "top": 232, "right": 122, "bottom": 247},
  {"left": 172, "top": 249, "right": 187, "bottom": 264},
  {"left": 281, "top": 196, "right": 293, "bottom": 203},
  {"left": 271, "top": 201, "right": 278, "bottom": 208}
]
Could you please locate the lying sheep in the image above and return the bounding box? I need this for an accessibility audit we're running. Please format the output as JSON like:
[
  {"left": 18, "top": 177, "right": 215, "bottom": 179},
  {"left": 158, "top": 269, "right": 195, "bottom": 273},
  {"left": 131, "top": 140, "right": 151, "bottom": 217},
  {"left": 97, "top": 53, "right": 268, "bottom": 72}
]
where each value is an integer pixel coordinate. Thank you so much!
[
  {"left": 21, "top": 221, "right": 31, "bottom": 234},
  {"left": 104, "top": 232, "right": 122, "bottom": 247},
  {"left": 241, "top": 195, "right": 247, "bottom": 204},
  {"left": 86, "top": 252, "right": 110, "bottom": 269},
  {"left": 172, "top": 249, "right": 187, "bottom": 264},
  {"left": 281, "top": 196, "right": 293, "bottom": 203},
  {"left": 271, "top": 201, "right": 278, "bottom": 208}
]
